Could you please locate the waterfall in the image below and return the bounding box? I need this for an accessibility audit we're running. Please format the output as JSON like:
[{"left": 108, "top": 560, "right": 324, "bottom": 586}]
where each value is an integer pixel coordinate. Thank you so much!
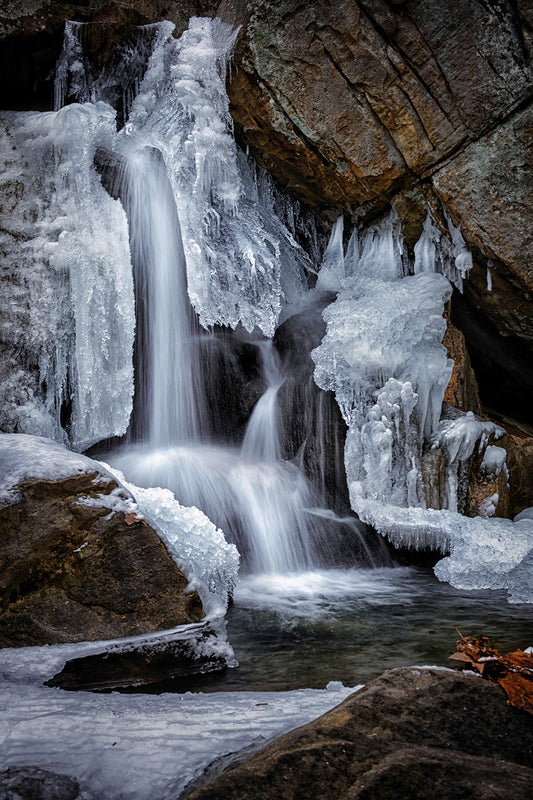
[
  {"left": 114, "top": 143, "right": 203, "bottom": 444},
  {"left": 66, "top": 16, "right": 380, "bottom": 579}
]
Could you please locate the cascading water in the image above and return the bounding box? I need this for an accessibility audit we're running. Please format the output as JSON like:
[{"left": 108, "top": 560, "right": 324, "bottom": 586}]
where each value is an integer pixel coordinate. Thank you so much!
[
  {"left": 5, "top": 11, "right": 529, "bottom": 630},
  {"left": 82, "top": 17, "right": 381, "bottom": 583},
  {"left": 109, "top": 143, "right": 204, "bottom": 444}
]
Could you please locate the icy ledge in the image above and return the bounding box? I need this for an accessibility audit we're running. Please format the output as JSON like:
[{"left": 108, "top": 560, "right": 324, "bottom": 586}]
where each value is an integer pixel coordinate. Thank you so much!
[{"left": 357, "top": 500, "right": 533, "bottom": 604}]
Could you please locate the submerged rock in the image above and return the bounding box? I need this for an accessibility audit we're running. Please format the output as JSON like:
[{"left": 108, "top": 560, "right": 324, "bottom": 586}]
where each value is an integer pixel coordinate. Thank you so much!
[
  {"left": 183, "top": 667, "right": 533, "bottom": 800},
  {"left": 0, "top": 766, "right": 81, "bottom": 800},
  {"left": 0, "top": 434, "right": 204, "bottom": 647}
]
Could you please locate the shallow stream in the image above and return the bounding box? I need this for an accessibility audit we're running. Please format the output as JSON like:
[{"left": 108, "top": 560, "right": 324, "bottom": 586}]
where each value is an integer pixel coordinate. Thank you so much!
[{"left": 146, "top": 565, "right": 533, "bottom": 693}]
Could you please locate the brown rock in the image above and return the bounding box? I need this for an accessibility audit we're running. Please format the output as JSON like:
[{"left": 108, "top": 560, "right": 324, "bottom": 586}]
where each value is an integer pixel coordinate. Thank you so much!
[
  {"left": 221, "top": 0, "right": 531, "bottom": 208},
  {"left": 442, "top": 318, "right": 482, "bottom": 415},
  {"left": 0, "top": 436, "right": 204, "bottom": 647},
  {"left": 183, "top": 667, "right": 533, "bottom": 800},
  {"left": 433, "top": 103, "right": 533, "bottom": 343},
  {"left": 498, "top": 424, "right": 533, "bottom": 517}
]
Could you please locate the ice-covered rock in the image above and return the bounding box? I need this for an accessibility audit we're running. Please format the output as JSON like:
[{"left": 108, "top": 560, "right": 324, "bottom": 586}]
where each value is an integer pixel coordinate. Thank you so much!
[
  {"left": 0, "top": 434, "right": 209, "bottom": 647},
  {"left": 414, "top": 211, "right": 473, "bottom": 291},
  {"left": 104, "top": 465, "right": 240, "bottom": 618},
  {"left": 312, "top": 210, "right": 531, "bottom": 602}
]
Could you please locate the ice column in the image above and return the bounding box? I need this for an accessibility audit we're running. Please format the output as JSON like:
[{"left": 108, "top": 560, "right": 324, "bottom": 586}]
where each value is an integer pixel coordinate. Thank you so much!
[{"left": 0, "top": 104, "right": 134, "bottom": 450}]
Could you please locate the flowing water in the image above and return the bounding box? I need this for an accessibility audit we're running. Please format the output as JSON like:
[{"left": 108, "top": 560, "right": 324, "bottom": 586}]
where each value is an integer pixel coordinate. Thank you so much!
[{"left": 102, "top": 137, "right": 533, "bottom": 696}]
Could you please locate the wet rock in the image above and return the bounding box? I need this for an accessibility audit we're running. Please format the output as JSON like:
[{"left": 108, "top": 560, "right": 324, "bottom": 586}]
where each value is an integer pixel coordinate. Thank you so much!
[
  {"left": 274, "top": 303, "right": 350, "bottom": 513},
  {"left": 0, "top": 434, "right": 204, "bottom": 647},
  {"left": 442, "top": 318, "right": 482, "bottom": 416},
  {"left": 45, "top": 622, "right": 227, "bottom": 692},
  {"left": 183, "top": 667, "right": 533, "bottom": 800},
  {"left": 0, "top": 766, "right": 81, "bottom": 800}
]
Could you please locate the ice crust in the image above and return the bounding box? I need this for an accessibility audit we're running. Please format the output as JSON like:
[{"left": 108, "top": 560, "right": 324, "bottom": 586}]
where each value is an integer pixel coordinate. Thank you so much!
[
  {"left": 311, "top": 210, "right": 531, "bottom": 603},
  {"left": 0, "top": 675, "right": 357, "bottom": 800},
  {"left": 0, "top": 104, "right": 134, "bottom": 450},
  {"left": 0, "top": 433, "right": 116, "bottom": 503}
]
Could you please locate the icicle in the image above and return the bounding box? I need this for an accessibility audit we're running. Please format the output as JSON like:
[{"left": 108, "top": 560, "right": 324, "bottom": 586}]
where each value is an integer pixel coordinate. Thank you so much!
[
  {"left": 487, "top": 259, "right": 493, "bottom": 292},
  {"left": 316, "top": 215, "right": 345, "bottom": 292}
]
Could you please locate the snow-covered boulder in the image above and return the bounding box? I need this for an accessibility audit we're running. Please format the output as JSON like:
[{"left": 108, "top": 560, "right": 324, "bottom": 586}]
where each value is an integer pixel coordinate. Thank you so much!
[{"left": 0, "top": 434, "right": 205, "bottom": 647}]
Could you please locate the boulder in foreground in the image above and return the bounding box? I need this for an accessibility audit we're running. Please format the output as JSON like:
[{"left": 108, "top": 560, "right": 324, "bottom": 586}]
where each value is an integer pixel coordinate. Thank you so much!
[
  {"left": 184, "top": 667, "right": 533, "bottom": 800},
  {"left": 0, "top": 434, "right": 204, "bottom": 647}
]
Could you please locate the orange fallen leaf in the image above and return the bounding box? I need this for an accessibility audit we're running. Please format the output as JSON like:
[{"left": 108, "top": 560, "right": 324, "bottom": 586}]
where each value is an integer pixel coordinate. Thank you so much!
[{"left": 450, "top": 635, "right": 533, "bottom": 715}]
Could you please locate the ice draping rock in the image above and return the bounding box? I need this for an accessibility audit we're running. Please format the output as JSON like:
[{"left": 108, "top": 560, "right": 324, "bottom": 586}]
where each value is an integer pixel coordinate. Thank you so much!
[
  {"left": 55, "top": 17, "right": 314, "bottom": 337},
  {"left": 414, "top": 211, "right": 472, "bottom": 292},
  {"left": 104, "top": 465, "right": 240, "bottom": 618},
  {"left": 428, "top": 412, "right": 505, "bottom": 513},
  {"left": 54, "top": 20, "right": 161, "bottom": 123},
  {"left": 312, "top": 211, "right": 532, "bottom": 602},
  {"left": 312, "top": 216, "right": 454, "bottom": 511},
  {"left": 0, "top": 434, "right": 115, "bottom": 503},
  {"left": 0, "top": 103, "right": 134, "bottom": 450},
  {"left": 434, "top": 517, "right": 533, "bottom": 605},
  {"left": 481, "top": 445, "right": 508, "bottom": 477}
]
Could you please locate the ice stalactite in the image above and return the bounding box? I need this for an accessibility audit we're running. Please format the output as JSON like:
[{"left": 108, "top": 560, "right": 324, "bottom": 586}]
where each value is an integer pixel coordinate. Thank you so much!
[{"left": 312, "top": 210, "right": 533, "bottom": 602}]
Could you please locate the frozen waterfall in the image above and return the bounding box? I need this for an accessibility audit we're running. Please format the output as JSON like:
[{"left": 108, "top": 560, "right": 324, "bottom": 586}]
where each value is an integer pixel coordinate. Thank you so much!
[
  {"left": 312, "top": 211, "right": 533, "bottom": 603},
  {"left": 2, "top": 14, "right": 531, "bottom": 607}
]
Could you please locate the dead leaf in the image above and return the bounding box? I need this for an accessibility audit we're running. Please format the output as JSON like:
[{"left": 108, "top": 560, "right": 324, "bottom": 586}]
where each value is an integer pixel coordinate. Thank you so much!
[{"left": 450, "top": 635, "right": 533, "bottom": 715}]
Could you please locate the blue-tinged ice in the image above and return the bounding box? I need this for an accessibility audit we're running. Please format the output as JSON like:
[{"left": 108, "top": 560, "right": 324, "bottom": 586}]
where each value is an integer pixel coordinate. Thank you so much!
[
  {"left": 312, "top": 209, "right": 531, "bottom": 602},
  {"left": 0, "top": 104, "right": 134, "bottom": 450}
]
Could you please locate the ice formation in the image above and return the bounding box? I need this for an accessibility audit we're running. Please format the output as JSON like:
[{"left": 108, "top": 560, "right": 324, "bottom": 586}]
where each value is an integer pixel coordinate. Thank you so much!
[
  {"left": 2, "top": 17, "right": 315, "bottom": 447},
  {"left": 312, "top": 210, "right": 532, "bottom": 603},
  {"left": 104, "top": 465, "right": 240, "bottom": 617},
  {"left": 0, "top": 434, "right": 116, "bottom": 503},
  {"left": 0, "top": 104, "right": 134, "bottom": 450},
  {"left": 120, "top": 18, "right": 292, "bottom": 336},
  {"left": 0, "top": 671, "right": 356, "bottom": 800}
]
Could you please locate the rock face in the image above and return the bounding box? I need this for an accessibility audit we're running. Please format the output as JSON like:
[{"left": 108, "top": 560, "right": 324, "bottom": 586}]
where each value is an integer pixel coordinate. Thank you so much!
[
  {"left": 183, "top": 667, "right": 533, "bottom": 800},
  {"left": 220, "top": 0, "right": 531, "bottom": 207},
  {"left": 217, "top": 0, "right": 533, "bottom": 433},
  {"left": 0, "top": 435, "right": 204, "bottom": 647}
]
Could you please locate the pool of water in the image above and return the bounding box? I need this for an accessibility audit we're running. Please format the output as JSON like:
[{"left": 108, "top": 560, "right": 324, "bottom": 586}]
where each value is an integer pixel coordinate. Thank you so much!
[{"left": 195, "top": 566, "right": 533, "bottom": 691}]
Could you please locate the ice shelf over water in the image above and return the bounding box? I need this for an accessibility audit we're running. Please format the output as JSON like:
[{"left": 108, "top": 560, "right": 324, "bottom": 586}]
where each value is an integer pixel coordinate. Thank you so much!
[
  {"left": 312, "top": 211, "right": 533, "bottom": 603},
  {"left": 0, "top": 673, "right": 357, "bottom": 800}
]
